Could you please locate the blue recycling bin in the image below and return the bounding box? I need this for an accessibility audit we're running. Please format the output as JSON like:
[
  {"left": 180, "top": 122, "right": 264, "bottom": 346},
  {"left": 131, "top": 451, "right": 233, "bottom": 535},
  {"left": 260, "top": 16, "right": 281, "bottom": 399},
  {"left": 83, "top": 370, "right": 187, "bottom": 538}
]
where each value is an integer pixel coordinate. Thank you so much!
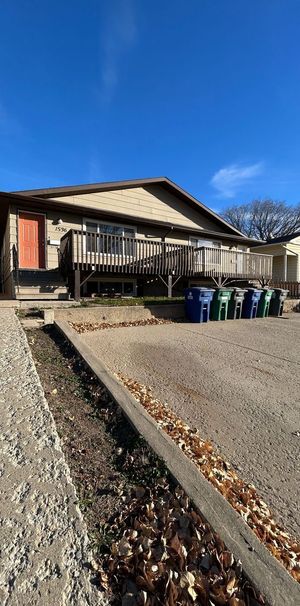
[
  {"left": 184, "top": 287, "right": 215, "bottom": 323},
  {"left": 241, "top": 288, "right": 263, "bottom": 319}
]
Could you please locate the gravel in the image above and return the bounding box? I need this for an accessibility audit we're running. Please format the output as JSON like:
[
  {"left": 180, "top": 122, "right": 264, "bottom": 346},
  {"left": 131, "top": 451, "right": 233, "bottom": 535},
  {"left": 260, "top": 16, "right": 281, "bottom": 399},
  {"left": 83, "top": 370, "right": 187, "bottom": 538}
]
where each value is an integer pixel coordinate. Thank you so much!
[
  {"left": 0, "top": 310, "right": 106, "bottom": 606},
  {"left": 81, "top": 314, "right": 300, "bottom": 539}
]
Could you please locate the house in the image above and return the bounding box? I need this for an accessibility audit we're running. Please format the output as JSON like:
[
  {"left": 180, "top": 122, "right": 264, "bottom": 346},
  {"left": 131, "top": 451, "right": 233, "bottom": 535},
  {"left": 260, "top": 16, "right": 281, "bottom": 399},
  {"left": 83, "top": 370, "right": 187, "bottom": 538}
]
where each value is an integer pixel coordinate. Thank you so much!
[
  {"left": 0, "top": 177, "right": 273, "bottom": 300},
  {"left": 250, "top": 232, "right": 300, "bottom": 282}
]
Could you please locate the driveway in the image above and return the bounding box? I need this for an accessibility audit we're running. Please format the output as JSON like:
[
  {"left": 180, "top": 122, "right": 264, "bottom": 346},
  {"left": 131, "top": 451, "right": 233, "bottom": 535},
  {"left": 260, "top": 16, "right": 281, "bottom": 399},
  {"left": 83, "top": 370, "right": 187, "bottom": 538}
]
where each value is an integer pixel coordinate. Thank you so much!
[{"left": 81, "top": 314, "right": 300, "bottom": 538}]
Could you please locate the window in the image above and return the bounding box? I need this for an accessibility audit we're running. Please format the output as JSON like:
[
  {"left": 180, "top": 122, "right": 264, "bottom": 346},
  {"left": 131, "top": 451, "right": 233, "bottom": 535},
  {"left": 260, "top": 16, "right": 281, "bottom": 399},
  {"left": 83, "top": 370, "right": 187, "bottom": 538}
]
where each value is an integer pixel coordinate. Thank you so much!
[
  {"left": 84, "top": 220, "right": 136, "bottom": 255},
  {"left": 190, "top": 238, "right": 222, "bottom": 272},
  {"left": 86, "top": 221, "right": 98, "bottom": 253},
  {"left": 84, "top": 279, "right": 136, "bottom": 297},
  {"left": 190, "top": 237, "right": 221, "bottom": 248}
]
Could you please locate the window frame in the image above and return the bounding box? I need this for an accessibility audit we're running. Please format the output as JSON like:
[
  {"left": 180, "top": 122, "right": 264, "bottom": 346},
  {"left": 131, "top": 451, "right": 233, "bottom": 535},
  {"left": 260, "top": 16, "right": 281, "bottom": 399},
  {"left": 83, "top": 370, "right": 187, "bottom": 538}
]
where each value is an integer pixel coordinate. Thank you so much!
[
  {"left": 189, "top": 237, "right": 222, "bottom": 249},
  {"left": 83, "top": 277, "right": 137, "bottom": 297},
  {"left": 83, "top": 218, "right": 137, "bottom": 256},
  {"left": 83, "top": 218, "right": 136, "bottom": 237}
]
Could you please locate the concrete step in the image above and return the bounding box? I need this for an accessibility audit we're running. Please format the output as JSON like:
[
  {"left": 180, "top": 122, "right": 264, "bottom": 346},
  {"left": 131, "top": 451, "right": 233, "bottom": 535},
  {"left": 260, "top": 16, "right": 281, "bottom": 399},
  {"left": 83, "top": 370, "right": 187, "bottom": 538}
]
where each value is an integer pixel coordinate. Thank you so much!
[
  {"left": 18, "top": 271, "right": 66, "bottom": 286},
  {"left": 16, "top": 293, "right": 70, "bottom": 300},
  {"left": 16, "top": 269, "right": 69, "bottom": 300},
  {"left": 0, "top": 300, "right": 20, "bottom": 308},
  {"left": 17, "top": 286, "right": 68, "bottom": 294}
]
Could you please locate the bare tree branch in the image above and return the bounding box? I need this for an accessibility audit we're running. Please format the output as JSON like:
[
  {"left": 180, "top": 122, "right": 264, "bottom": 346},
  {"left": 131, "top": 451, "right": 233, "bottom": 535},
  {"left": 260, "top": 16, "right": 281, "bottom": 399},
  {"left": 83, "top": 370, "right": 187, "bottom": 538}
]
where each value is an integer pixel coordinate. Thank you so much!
[{"left": 221, "top": 199, "right": 300, "bottom": 240}]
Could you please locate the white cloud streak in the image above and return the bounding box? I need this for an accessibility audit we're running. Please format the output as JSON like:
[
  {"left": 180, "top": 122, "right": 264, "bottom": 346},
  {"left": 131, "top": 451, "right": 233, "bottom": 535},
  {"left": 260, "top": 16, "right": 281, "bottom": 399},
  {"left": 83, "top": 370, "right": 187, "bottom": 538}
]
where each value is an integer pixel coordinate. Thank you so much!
[
  {"left": 211, "top": 162, "right": 264, "bottom": 198},
  {"left": 100, "top": 0, "right": 137, "bottom": 102}
]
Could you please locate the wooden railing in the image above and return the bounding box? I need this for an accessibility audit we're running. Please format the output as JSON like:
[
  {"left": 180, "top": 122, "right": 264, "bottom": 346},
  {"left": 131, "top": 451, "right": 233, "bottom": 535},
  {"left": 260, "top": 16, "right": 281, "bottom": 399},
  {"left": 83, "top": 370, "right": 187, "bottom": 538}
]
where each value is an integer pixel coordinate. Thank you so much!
[
  {"left": 60, "top": 230, "right": 195, "bottom": 276},
  {"left": 12, "top": 244, "right": 20, "bottom": 294},
  {"left": 270, "top": 281, "right": 300, "bottom": 298},
  {"left": 59, "top": 230, "right": 273, "bottom": 280},
  {"left": 194, "top": 246, "right": 273, "bottom": 280}
]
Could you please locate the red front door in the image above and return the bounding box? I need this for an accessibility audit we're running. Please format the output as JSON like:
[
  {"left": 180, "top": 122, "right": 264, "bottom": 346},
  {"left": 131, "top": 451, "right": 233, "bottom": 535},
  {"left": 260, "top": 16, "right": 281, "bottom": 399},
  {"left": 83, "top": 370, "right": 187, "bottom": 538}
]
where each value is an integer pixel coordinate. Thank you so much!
[{"left": 19, "top": 212, "right": 45, "bottom": 269}]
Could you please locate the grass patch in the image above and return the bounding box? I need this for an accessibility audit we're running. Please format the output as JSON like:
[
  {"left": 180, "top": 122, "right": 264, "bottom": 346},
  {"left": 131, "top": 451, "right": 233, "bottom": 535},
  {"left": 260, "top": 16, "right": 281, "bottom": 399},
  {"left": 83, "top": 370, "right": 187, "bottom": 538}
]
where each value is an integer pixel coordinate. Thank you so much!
[{"left": 80, "top": 296, "right": 184, "bottom": 307}]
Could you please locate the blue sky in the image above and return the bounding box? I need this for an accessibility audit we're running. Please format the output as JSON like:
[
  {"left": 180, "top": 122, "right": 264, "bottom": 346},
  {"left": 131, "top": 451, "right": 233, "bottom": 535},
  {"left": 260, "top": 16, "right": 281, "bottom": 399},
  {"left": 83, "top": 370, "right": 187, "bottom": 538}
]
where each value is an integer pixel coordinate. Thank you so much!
[{"left": 0, "top": 0, "right": 299, "bottom": 211}]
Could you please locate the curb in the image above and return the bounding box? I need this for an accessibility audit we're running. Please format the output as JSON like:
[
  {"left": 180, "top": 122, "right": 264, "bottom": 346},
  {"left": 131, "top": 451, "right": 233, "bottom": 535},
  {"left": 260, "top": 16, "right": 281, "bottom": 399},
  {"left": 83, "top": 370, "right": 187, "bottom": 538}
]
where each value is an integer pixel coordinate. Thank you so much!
[{"left": 54, "top": 318, "right": 300, "bottom": 606}]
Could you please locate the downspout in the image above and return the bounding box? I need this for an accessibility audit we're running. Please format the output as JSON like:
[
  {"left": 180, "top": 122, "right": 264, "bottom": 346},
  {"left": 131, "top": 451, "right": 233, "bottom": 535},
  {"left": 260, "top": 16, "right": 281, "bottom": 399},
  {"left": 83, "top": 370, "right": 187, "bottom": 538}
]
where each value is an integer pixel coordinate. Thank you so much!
[
  {"left": 160, "top": 226, "right": 175, "bottom": 298},
  {"left": 161, "top": 225, "right": 174, "bottom": 242}
]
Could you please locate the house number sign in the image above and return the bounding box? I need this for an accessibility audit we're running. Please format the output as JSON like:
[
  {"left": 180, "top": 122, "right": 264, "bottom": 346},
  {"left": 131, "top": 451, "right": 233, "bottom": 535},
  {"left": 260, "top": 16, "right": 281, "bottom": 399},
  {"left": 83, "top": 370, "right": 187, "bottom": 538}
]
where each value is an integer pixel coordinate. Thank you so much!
[{"left": 55, "top": 226, "right": 68, "bottom": 233}]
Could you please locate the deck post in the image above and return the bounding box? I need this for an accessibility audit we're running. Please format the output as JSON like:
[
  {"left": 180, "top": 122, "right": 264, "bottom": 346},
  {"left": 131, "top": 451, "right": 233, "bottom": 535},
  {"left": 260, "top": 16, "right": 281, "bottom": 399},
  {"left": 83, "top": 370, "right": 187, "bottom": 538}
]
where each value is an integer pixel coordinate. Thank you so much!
[
  {"left": 168, "top": 274, "right": 172, "bottom": 298},
  {"left": 283, "top": 254, "right": 288, "bottom": 281},
  {"left": 74, "top": 269, "right": 81, "bottom": 301}
]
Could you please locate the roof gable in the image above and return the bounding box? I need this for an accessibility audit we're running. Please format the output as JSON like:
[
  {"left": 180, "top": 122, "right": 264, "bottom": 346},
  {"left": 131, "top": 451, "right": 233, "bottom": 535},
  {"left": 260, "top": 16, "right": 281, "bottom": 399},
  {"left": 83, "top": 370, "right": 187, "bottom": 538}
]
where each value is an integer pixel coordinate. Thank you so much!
[{"left": 12, "top": 176, "right": 245, "bottom": 238}]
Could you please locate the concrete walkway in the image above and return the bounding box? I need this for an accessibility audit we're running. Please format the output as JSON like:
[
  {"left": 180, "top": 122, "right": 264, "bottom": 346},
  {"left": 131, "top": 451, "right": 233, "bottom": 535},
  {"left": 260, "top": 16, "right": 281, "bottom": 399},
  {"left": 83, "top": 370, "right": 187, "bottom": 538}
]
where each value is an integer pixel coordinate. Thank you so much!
[{"left": 0, "top": 310, "right": 104, "bottom": 606}]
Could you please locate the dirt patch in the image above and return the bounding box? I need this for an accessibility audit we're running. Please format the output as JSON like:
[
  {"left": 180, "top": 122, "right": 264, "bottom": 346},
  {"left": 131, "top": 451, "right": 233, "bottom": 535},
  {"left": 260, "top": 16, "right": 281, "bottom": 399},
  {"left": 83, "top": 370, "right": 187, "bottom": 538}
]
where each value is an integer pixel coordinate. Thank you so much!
[
  {"left": 27, "top": 326, "right": 161, "bottom": 554},
  {"left": 26, "top": 327, "right": 265, "bottom": 605}
]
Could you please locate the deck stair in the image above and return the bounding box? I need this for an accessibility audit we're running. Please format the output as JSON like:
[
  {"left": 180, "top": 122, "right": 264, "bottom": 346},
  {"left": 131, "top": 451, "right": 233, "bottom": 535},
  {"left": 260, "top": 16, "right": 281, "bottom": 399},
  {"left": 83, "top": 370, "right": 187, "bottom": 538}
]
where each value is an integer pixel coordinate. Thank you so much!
[{"left": 15, "top": 269, "right": 70, "bottom": 300}]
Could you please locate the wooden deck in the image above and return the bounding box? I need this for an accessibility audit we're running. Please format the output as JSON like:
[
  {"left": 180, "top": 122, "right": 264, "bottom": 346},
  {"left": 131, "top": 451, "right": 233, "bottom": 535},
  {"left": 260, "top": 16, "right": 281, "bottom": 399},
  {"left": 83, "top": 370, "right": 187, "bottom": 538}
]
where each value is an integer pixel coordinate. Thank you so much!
[
  {"left": 194, "top": 246, "right": 273, "bottom": 280},
  {"left": 59, "top": 230, "right": 273, "bottom": 281}
]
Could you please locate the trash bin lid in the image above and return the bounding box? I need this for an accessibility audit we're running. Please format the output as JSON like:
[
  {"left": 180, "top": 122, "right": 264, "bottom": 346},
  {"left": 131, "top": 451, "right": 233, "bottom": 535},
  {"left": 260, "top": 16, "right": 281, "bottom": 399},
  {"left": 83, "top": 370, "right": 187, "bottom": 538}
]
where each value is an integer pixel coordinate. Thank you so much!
[
  {"left": 185, "top": 287, "right": 215, "bottom": 292},
  {"left": 273, "top": 288, "right": 289, "bottom": 294},
  {"left": 246, "top": 288, "right": 262, "bottom": 293}
]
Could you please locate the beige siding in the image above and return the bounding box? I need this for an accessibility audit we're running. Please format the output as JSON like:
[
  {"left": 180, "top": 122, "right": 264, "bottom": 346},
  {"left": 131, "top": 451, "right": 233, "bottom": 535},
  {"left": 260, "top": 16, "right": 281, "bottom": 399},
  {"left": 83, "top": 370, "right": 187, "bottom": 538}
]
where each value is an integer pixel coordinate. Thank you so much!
[
  {"left": 9, "top": 201, "right": 249, "bottom": 273},
  {"left": 250, "top": 243, "right": 284, "bottom": 256},
  {"left": 289, "top": 236, "right": 300, "bottom": 246},
  {"left": 1, "top": 211, "right": 14, "bottom": 297},
  {"left": 272, "top": 256, "right": 285, "bottom": 280},
  {"left": 52, "top": 185, "right": 228, "bottom": 233},
  {"left": 286, "top": 240, "right": 300, "bottom": 281},
  {"left": 251, "top": 239, "right": 300, "bottom": 281},
  {"left": 271, "top": 256, "right": 298, "bottom": 281},
  {"left": 10, "top": 206, "right": 82, "bottom": 270},
  {"left": 287, "top": 256, "right": 298, "bottom": 281}
]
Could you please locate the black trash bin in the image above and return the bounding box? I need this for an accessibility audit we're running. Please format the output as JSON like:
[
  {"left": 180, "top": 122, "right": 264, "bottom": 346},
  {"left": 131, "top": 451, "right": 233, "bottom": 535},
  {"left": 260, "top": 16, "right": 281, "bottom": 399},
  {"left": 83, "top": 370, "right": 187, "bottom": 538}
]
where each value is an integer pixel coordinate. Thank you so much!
[
  {"left": 227, "top": 288, "right": 247, "bottom": 319},
  {"left": 269, "top": 288, "right": 289, "bottom": 317}
]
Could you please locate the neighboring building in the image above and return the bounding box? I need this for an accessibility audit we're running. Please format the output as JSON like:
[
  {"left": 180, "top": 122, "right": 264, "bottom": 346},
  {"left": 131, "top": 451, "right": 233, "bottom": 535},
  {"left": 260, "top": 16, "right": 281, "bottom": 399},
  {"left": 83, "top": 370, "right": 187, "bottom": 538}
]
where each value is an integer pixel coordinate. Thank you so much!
[
  {"left": 0, "top": 177, "right": 272, "bottom": 300},
  {"left": 250, "top": 232, "right": 300, "bottom": 282}
]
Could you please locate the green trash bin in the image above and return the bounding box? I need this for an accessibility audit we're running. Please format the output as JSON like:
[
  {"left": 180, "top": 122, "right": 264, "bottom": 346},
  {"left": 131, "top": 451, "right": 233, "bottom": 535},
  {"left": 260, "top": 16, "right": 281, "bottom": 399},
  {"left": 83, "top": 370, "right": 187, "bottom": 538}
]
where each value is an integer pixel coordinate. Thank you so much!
[
  {"left": 210, "top": 288, "right": 233, "bottom": 321},
  {"left": 257, "top": 288, "right": 274, "bottom": 318}
]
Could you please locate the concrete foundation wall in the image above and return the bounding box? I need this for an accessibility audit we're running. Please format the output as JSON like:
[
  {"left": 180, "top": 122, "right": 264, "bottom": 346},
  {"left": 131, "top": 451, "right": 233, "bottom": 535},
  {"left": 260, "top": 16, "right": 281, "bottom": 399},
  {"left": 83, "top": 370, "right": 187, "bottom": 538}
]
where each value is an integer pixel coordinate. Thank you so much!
[{"left": 55, "top": 304, "right": 185, "bottom": 324}]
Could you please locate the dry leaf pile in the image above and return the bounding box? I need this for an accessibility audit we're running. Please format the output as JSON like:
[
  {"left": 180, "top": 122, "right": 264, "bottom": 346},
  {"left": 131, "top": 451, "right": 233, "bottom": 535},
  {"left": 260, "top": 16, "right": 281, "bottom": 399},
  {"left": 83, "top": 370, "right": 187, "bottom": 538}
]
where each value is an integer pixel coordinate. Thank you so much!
[
  {"left": 70, "top": 318, "right": 172, "bottom": 334},
  {"left": 101, "top": 481, "right": 265, "bottom": 606},
  {"left": 118, "top": 376, "right": 300, "bottom": 583}
]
